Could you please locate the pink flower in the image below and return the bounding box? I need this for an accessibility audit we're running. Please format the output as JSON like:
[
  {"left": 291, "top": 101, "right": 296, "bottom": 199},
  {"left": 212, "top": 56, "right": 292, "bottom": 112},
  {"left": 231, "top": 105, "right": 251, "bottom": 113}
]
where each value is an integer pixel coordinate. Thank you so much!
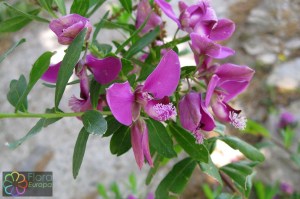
[{"left": 49, "top": 14, "right": 92, "bottom": 45}]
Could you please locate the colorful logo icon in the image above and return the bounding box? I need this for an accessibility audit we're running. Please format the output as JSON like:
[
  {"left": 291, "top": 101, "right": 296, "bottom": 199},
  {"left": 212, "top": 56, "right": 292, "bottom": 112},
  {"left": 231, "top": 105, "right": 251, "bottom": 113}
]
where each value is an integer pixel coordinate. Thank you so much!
[{"left": 3, "top": 171, "right": 28, "bottom": 196}]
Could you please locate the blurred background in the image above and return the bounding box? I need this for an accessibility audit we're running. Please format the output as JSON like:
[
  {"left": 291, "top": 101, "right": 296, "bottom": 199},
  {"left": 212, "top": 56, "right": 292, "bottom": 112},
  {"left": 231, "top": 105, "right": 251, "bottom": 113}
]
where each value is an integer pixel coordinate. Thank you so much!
[{"left": 0, "top": 0, "right": 300, "bottom": 198}]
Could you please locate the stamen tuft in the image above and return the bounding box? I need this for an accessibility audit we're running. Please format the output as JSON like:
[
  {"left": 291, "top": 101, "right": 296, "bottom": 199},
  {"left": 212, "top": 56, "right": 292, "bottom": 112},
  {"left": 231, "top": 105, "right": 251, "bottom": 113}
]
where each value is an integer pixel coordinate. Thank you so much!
[
  {"left": 153, "top": 103, "right": 177, "bottom": 121},
  {"left": 229, "top": 111, "right": 247, "bottom": 130}
]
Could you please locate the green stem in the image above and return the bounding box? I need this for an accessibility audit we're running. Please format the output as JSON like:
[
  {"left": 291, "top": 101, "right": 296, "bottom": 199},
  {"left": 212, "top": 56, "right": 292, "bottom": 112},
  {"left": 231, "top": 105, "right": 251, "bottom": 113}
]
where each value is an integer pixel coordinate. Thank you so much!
[
  {"left": 158, "top": 35, "right": 190, "bottom": 50},
  {"left": 0, "top": 111, "right": 111, "bottom": 119}
]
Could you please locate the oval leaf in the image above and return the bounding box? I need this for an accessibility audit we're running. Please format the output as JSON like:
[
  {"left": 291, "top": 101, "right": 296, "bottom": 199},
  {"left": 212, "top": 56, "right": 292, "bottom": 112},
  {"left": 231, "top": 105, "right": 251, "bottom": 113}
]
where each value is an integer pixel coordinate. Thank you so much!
[
  {"left": 110, "top": 125, "right": 131, "bottom": 156},
  {"left": 7, "top": 75, "right": 28, "bottom": 112},
  {"left": 82, "top": 110, "right": 107, "bottom": 135}
]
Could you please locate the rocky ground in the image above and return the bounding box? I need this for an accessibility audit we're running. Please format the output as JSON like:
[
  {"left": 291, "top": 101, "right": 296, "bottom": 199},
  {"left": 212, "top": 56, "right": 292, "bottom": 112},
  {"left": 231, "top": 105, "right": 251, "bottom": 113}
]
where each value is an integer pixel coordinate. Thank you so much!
[{"left": 1, "top": 0, "right": 300, "bottom": 199}]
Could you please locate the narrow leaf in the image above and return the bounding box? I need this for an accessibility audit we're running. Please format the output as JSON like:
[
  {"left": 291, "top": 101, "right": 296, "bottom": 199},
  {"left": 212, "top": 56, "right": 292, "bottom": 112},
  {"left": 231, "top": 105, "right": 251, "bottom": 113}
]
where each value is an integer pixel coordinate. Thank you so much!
[
  {"left": 243, "top": 120, "right": 270, "bottom": 137},
  {"left": 82, "top": 110, "right": 107, "bottom": 135},
  {"left": 110, "top": 125, "right": 131, "bottom": 156},
  {"left": 7, "top": 75, "right": 28, "bottom": 112},
  {"left": 73, "top": 127, "right": 89, "bottom": 179},
  {"left": 70, "top": 0, "right": 89, "bottom": 16},
  {"left": 199, "top": 157, "right": 223, "bottom": 185},
  {"left": 53, "top": 0, "right": 66, "bottom": 15},
  {"left": 86, "top": 0, "right": 106, "bottom": 18},
  {"left": 15, "top": 51, "right": 54, "bottom": 112},
  {"left": 55, "top": 28, "right": 87, "bottom": 109},
  {"left": 37, "top": 0, "right": 54, "bottom": 15},
  {"left": 0, "top": 39, "right": 25, "bottom": 63},
  {"left": 169, "top": 124, "right": 209, "bottom": 163},
  {"left": 89, "top": 79, "right": 102, "bottom": 109},
  {"left": 119, "top": 0, "right": 132, "bottom": 13},
  {"left": 146, "top": 153, "right": 164, "bottom": 185},
  {"left": 219, "top": 136, "right": 265, "bottom": 162},
  {"left": 124, "top": 26, "right": 160, "bottom": 59},
  {"left": 155, "top": 158, "right": 197, "bottom": 198},
  {"left": 0, "top": 10, "right": 40, "bottom": 33},
  {"left": 147, "top": 119, "right": 176, "bottom": 158},
  {"left": 3, "top": 3, "right": 50, "bottom": 23}
]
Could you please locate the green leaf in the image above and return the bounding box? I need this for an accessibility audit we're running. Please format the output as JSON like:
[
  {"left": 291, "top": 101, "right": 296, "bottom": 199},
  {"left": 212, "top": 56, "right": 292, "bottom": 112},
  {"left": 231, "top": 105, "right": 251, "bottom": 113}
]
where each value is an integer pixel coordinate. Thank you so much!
[
  {"left": 119, "top": 0, "right": 132, "bottom": 13},
  {"left": 155, "top": 158, "right": 197, "bottom": 198},
  {"left": 110, "top": 182, "right": 122, "bottom": 199},
  {"left": 82, "top": 110, "right": 107, "bottom": 135},
  {"left": 73, "top": 127, "right": 89, "bottom": 179},
  {"left": 102, "top": 20, "right": 134, "bottom": 32},
  {"left": 180, "top": 66, "right": 196, "bottom": 78},
  {"left": 7, "top": 108, "right": 62, "bottom": 149},
  {"left": 243, "top": 120, "right": 270, "bottom": 137},
  {"left": 169, "top": 123, "right": 209, "bottom": 163},
  {"left": 0, "top": 38, "right": 25, "bottom": 63},
  {"left": 86, "top": 0, "right": 106, "bottom": 18},
  {"left": 55, "top": 28, "right": 87, "bottom": 109},
  {"left": 202, "top": 184, "right": 214, "bottom": 199},
  {"left": 70, "top": 0, "right": 89, "bottom": 16},
  {"left": 103, "top": 115, "right": 124, "bottom": 137},
  {"left": 37, "top": 0, "right": 56, "bottom": 17},
  {"left": 110, "top": 125, "right": 131, "bottom": 156},
  {"left": 7, "top": 75, "right": 28, "bottom": 112},
  {"left": 92, "top": 11, "right": 109, "bottom": 43},
  {"left": 124, "top": 26, "right": 160, "bottom": 59},
  {"left": 0, "top": 9, "right": 40, "bottom": 32},
  {"left": 53, "top": 0, "right": 66, "bottom": 15},
  {"left": 97, "top": 184, "right": 109, "bottom": 199},
  {"left": 219, "top": 136, "right": 265, "bottom": 162},
  {"left": 146, "top": 154, "right": 164, "bottom": 185},
  {"left": 89, "top": 79, "right": 102, "bottom": 109},
  {"left": 15, "top": 51, "right": 54, "bottom": 112},
  {"left": 199, "top": 157, "right": 223, "bottom": 185},
  {"left": 147, "top": 119, "right": 176, "bottom": 158},
  {"left": 120, "top": 58, "right": 134, "bottom": 76},
  {"left": 128, "top": 173, "right": 137, "bottom": 194},
  {"left": 3, "top": 3, "right": 50, "bottom": 23}
]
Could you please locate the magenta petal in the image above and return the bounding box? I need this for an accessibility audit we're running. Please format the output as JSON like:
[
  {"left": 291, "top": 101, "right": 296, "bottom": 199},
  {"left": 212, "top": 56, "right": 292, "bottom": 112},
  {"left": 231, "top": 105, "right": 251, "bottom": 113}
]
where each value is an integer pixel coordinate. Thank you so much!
[
  {"left": 179, "top": 93, "right": 202, "bottom": 132},
  {"left": 69, "top": 95, "right": 92, "bottom": 113},
  {"left": 76, "top": 65, "right": 89, "bottom": 100},
  {"left": 211, "top": 99, "right": 230, "bottom": 122},
  {"left": 41, "top": 62, "right": 61, "bottom": 83},
  {"left": 190, "top": 33, "right": 221, "bottom": 58},
  {"left": 210, "top": 19, "right": 235, "bottom": 41},
  {"left": 131, "top": 122, "right": 144, "bottom": 169},
  {"left": 215, "top": 63, "right": 255, "bottom": 82},
  {"left": 86, "top": 54, "right": 122, "bottom": 84},
  {"left": 106, "top": 81, "right": 134, "bottom": 125},
  {"left": 200, "top": 102, "right": 216, "bottom": 131},
  {"left": 142, "top": 124, "right": 153, "bottom": 167},
  {"left": 155, "top": 0, "right": 181, "bottom": 27},
  {"left": 178, "top": 1, "right": 188, "bottom": 12},
  {"left": 205, "top": 74, "right": 220, "bottom": 106},
  {"left": 219, "top": 80, "right": 249, "bottom": 102},
  {"left": 143, "top": 50, "right": 180, "bottom": 99},
  {"left": 214, "top": 46, "right": 235, "bottom": 59}
]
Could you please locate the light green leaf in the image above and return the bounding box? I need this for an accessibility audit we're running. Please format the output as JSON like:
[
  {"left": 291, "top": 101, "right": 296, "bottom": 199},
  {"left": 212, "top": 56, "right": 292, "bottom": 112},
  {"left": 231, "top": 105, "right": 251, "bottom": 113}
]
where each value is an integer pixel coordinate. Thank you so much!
[
  {"left": 55, "top": 28, "right": 87, "bottom": 109},
  {"left": 3, "top": 3, "right": 50, "bottom": 23},
  {"left": 220, "top": 136, "right": 265, "bottom": 162},
  {"left": 82, "top": 110, "right": 107, "bottom": 135},
  {"left": 147, "top": 119, "right": 177, "bottom": 158},
  {"left": 199, "top": 157, "right": 223, "bottom": 185},
  {"left": 73, "top": 127, "right": 89, "bottom": 179},
  {"left": 97, "top": 184, "right": 109, "bottom": 199},
  {"left": 110, "top": 125, "right": 131, "bottom": 156},
  {"left": 0, "top": 10, "right": 40, "bottom": 32},
  {"left": 53, "top": 0, "right": 66, "bottom": 15},
  {"left": 86, "top": 0, "right": 106, "bottom": 18},
  {"left": 0, "top": 38, "right": 26, "bottom": 63},
  {"left": 119, "top": 0, "right": 132, "bottom": 13},
  {"left": 169, "top": 124, "right": 209, "bottom": 163},
  {"left": 7, "top": 75, "right": 28, "bottom": 112},
  {"left": 70, "top": 0, "right": 89, "bottom": 16},
  {"left": 155, "top": 158, "right": 197, "bottom": 198},
  {"left": 243, "top": 120, "right": 270, "bottom": 137},
  {"left": 124, "top": 26, "right": 160, "bottom": 59},
  {"left": 15, "top": 51, "right": 54, "bottom": 112}
]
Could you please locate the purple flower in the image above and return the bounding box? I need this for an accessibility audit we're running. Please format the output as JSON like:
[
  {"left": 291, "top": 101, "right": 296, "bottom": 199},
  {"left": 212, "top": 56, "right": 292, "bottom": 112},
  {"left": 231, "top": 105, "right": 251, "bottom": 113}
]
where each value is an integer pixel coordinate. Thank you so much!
[
  {"left": 49, "top": 14, "right": 92, "bottom": 45},
  {"left": 136, "top": 0, "right": 163, "bottom": 35},
  {"left": 279, "top": 112, "right": 297, "bottom": 129},
  {"left": 106, "top": 50, "right": 180, "bottom": 168},
  {"left": 179, "top": 92, "right": 215, "bottom": 143},
  {"left": 205, "top": 64, "right": 254, "bottom": 129},
  {"left": 41, "top": 61, "right": 61, "bottom": 83},
  {"left": 280, "top": 182, "right": 294, "bottom": 195}
]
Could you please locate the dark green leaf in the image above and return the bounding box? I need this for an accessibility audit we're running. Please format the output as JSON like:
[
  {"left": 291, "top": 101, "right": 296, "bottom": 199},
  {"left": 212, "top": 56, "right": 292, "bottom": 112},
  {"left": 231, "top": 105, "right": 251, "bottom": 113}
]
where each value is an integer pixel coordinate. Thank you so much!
[
  {"left": 0, "top": 10, "right": 40, "bottom": 32},
  {"left": 146, "top": 154, "right": 164, "bottom": 185},
  {"left": 243, "top": 120, "right": 270, "bottom": 137},
  {"left": 155, "top": 158, "right": 197, "bottom": 198},
  {"left": 103, "top": 115, "right": 124, "bottom": 137},
  {"left": 7, "top": 75, "right": 28, "bottom": 112},
  {"left": 124, "top": 26, "right": 160, "bottom": 59},
  {"left": 86, "top": 0, "right": 106, "bottom": 18},
  {"left": 7, "top": 108, "right": 62, "bottom": 149},
  {"left": 147, "top": 119, "right": 176, "bottom": 158},
  {"left": 73, "top": 127, "right": 89, "bottom": 179},
  {"left": 0, "top": 38, "right": 25, "bottom": 63},
  {"left": 53, "top": 0, "right": 66, "bottom": 15},
  {"left": 102, "top": 20, "right": 134, "bottom": 32},
  {"left": 89, "top": 79, "right": 102, "bottom": 109},
  {"left": 55, "top": 28, "right": 87, "bottom": 109},
  {"left": 199, "top": 157, "right": 222, "bottom": 185},
  {"left": 219, "top": 136, "right": 265, "bottom": 162},
  {"left": 169, "top": 124, "right": 209, "bottom": 163},
  {"left": 92, "top": 11, "right": 109, "bottom": 43},
  {"left": 180, "top": 66, "right": 196, "bottom": 78},
  {"left": 15, "top": 51, "right": 54, "bottom": 112},
  {"left": 82, "top": 110, "right": 107, "bottom": 135},
  {"left": 119, "top": 0, "right": 132, "bottom": 13},
  {"left": 3, "top": 3, "right": 50, "bottom": 23},
  {"left": 70, "top": 0, "right": 89, "bottom": 16},
  {"left": 120, "top": 58, "right": 134, "bottom": 76},
  {"left": 110, "top": 125, "right": 131, "bottom": 156}
]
